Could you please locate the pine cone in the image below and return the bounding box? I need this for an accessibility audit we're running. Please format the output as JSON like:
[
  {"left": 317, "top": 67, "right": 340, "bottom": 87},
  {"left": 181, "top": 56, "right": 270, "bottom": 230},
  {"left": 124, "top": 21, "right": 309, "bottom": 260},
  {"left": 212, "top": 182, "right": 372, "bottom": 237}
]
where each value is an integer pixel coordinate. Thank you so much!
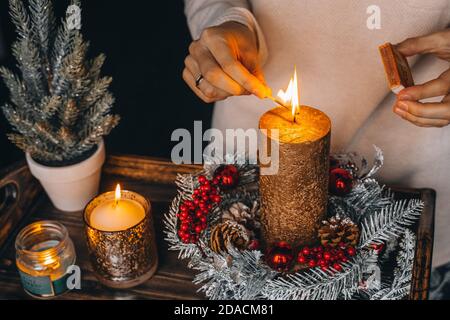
[
  {"left": 318, "top": 215, "right": 360, "bottom": 247},
  {"left": 221, "top": 201, "right": 260, "bottom": 230},
  {"left": 210, "top": 221, "right": 250, "bottom": 253}
]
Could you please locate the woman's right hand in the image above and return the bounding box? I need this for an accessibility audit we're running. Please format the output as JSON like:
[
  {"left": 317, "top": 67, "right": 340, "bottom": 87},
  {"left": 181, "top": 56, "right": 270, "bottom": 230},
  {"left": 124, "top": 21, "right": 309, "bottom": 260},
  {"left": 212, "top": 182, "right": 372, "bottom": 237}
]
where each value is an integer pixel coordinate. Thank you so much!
[{"left": 183, "top": 21, "right": 271, "bottom": 103}]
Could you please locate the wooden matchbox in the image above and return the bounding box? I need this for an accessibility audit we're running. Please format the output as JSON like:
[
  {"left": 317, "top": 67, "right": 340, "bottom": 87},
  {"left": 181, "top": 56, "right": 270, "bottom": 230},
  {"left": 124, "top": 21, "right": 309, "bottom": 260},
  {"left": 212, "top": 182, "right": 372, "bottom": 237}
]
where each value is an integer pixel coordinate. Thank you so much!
[{"left": 379, "top": 42, "right": 414, "bottom": 94}]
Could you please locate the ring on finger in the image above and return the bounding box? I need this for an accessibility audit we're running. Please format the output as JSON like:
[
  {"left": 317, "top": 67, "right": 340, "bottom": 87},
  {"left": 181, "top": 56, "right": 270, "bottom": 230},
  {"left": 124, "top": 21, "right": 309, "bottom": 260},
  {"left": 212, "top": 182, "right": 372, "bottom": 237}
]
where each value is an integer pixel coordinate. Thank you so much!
[{"left": 195, "top": 74, "right": 204, "bottom": 88}]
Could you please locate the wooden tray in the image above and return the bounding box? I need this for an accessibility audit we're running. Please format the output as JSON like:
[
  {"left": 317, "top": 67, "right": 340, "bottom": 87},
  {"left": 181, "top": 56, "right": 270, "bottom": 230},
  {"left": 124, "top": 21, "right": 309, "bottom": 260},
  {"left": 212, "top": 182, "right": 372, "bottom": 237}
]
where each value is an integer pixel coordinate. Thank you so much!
[{"left": 0, "top": 155, "right": 436, "bottom": 300}]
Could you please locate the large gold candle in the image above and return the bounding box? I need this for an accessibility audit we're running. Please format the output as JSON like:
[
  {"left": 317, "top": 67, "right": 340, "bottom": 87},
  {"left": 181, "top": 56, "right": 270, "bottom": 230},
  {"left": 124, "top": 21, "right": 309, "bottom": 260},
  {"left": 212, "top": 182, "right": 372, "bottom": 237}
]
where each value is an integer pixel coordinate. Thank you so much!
[{"left": 259, "top": 71, "right": 331, "bottom": 248}]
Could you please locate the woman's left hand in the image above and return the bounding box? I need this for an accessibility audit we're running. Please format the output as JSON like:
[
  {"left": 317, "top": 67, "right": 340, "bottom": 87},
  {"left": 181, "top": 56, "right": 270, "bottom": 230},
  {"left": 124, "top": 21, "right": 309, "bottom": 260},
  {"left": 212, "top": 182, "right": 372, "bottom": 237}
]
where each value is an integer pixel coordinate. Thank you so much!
[{"left": 393, "top": 29, "right": 450, "bottom": 128}]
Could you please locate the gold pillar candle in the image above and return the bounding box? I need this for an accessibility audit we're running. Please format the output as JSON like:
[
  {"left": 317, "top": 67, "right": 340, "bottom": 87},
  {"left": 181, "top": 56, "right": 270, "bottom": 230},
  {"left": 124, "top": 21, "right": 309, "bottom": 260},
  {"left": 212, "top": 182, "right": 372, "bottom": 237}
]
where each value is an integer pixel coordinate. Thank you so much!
[
  {"left": 259, "top": 69, "right": 331, "bottom": 248},
  {"left": 84, "top": 185, "right": 158, "bottom": 288}
]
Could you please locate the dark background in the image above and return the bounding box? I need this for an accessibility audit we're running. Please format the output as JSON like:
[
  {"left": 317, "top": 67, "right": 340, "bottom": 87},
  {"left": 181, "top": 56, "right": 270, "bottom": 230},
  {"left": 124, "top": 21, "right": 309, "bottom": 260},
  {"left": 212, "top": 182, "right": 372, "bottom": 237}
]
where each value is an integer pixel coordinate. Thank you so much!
[{"left": 0, "top": 0, "right": 212, "bottom": 168}]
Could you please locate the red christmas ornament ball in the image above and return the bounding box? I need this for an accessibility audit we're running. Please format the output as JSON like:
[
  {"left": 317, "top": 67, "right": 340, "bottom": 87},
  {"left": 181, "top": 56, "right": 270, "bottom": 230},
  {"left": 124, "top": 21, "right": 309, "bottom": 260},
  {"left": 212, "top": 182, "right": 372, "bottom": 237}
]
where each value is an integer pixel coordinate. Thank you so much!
[
  {"left": 266, "top": 242, "right": 294, "bottom": 272},
  {"left": 329, "top": 168, "right": 354, "bottom": 196},
  {"left": 214, "top": 165, "right": 239, "bottom": 190}
]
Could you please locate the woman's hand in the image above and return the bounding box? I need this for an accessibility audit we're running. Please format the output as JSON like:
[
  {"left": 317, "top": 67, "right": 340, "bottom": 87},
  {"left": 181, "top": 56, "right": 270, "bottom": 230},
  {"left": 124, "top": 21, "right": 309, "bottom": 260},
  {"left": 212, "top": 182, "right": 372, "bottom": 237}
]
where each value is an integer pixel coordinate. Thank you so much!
[
  {"left": 183, "top": 21, "right": 271, "bottom": 103},
  {"left": 393, "top": 29, "right": 450, "bottom": 127}
]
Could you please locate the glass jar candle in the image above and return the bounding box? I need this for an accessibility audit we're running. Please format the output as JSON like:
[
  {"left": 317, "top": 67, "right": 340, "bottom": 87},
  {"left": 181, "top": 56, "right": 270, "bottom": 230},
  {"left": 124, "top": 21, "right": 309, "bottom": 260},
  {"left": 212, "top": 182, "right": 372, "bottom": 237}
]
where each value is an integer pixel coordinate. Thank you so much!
[
  {"left": 15, "top": 221, "right": 76, "bottom": 299},
  {"left": 84, "top": 187, "right": 158, "bottom": 289}
]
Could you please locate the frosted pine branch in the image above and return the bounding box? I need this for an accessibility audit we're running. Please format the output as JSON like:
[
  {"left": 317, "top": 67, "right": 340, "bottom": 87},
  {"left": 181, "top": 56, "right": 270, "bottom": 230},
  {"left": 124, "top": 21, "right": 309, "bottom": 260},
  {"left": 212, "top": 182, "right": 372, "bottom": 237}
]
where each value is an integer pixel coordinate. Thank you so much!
[
  {"left": 359, "top": 199, "right": 423, "bottom": 249},
  {"left": 262, "top": 255, "right": 363, "bottom": 300},
  {"left": 9, "top": 0, "right": 32, "bottom": 41}
]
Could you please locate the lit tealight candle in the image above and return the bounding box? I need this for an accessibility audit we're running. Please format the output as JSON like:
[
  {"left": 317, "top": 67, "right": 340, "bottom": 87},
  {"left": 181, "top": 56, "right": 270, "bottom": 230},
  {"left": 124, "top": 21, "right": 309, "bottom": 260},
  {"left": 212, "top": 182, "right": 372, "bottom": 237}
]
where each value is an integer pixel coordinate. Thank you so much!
[{"left": 90, "top": 184, "right": 146, "bottom": 232}]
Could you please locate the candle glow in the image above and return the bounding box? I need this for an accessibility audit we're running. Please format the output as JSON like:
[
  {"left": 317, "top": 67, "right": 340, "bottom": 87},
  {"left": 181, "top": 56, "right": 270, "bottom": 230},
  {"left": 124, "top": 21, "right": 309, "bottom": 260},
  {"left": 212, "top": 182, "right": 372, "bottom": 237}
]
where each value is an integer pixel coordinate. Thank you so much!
[{"left": 89, "top": 184, "right": 146, "bottom": 232}]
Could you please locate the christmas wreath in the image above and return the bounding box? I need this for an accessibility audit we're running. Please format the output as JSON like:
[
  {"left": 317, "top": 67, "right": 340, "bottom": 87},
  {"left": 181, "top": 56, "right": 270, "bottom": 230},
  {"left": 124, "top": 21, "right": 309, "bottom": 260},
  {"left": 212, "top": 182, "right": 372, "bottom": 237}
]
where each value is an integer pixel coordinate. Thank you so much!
[{"left": 164, "top": 147, "right": 423, "bottom": 300}]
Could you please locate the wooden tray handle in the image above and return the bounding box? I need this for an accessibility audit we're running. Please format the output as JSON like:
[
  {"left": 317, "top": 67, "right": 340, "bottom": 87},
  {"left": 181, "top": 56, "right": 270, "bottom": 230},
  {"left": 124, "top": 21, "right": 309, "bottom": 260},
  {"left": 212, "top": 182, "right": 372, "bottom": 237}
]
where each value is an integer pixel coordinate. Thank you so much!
[
  {"left": 0, "top": 181, "right": 19, "bottom": 216},
  {"left": 0, "top": 161, "right": 41, "bottom": 250}
]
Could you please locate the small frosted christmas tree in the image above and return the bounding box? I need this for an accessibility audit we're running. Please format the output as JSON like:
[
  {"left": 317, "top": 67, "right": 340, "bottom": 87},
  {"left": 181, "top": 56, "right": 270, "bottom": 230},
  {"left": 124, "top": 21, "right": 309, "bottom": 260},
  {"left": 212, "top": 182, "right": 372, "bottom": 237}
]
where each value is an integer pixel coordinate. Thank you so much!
[{"left": 1, "top": 0, "right": 120, "bottom": 165}]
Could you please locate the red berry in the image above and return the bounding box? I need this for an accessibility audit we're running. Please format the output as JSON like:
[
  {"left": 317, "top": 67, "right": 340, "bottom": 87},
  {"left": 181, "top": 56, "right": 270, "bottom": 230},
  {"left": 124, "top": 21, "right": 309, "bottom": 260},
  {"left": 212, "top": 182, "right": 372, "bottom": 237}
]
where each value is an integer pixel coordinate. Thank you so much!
[
  {"left": 324, "top": 252, "right": 332, "bottom": 261},
  {"left": 316, "top": 252, "right": 323, "bottom": 260},
  {"left": 201, "top": 184, "right": 211, "bottom": 192},
  {"left": 318, "top": 259, "right": 327, "bottom": 267},
  {"left": 341, "top": 256, "right": 348, "bottom": 263},
  {"left": 202, "top": 195, "right": 209, "bottom": 202},
  {"left": 308, "top": 259, "right": 317, "bottom": 268},
  {"left": 212, "top": 195, "right": 221, "bottom": 203},
  {"left": 179, "top": 212, "right": 189, "bottom": 221},
  {"left": 196, "top": 210, "right": 203, "bottom": 218},
  {"left": 198, "top": 175, "right": 207, "bottom": 184},
  {"left": 347, "top": 247, "right": 356, "bottom": 257},
  {"left": 195, "top": 225, "right": 202, "bottom": 234},
  {"left": 297, "top": 254, "right": 306, "bottom": 264},
  {"left": 339, "top": 242, "right": 346, "bottom": 249},
  {"left": 302, "top": 247, "right": 311, "bottom": 256},
  {"left": 200, "top": 216, "right": 207, "bottom": 223},
  {"left": 212, "top": 178, "right": 220, "bottom": 185},
  {"left": 333, "top": 263, "right": 343, "bottom": 272},
  {"left": 317, "top": 246, "right": 323, "bottom": 253},
  {"left": 248, "top": 240, "right": 260, "bottom": 251},
  {"left": 321, "top": 265, "right": 329, "bottom": 272},
  {"left": 180, "top": 224, "right": 189, "bottom": 231}
]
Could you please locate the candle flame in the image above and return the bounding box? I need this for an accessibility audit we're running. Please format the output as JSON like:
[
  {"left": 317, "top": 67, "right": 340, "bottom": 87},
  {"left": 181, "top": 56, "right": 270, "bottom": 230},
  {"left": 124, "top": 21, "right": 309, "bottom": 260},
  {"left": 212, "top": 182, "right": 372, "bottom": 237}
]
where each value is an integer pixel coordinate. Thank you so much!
[
  {"left": 115, "top": 184, "right": 121, "bottom": 203},
  {"left": 277, "top": 67, "right": 300, "bottom": 118}
]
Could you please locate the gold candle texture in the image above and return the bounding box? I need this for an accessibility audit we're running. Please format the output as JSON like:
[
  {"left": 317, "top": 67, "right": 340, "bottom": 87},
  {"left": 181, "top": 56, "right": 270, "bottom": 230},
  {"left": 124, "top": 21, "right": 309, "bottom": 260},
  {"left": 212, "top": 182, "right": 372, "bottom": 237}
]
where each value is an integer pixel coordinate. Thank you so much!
[
  {"left": 259, "top": 84, "right": 331, "bottom": 247},
  {"left": 84, "top": 186, "right": 158, "bottom": 288}
]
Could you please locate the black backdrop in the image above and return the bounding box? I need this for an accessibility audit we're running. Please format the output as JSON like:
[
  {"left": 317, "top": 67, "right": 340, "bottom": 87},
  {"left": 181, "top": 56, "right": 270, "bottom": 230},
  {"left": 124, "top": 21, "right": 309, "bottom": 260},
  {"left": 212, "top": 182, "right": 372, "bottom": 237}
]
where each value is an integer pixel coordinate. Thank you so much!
[{"left": 0, "top": 0, "right": 212, "bottom": 168}]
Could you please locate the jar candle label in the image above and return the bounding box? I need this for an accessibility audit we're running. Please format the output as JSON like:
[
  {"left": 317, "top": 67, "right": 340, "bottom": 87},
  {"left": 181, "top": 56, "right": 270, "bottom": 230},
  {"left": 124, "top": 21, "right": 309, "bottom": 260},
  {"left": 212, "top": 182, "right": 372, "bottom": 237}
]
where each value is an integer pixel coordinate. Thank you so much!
[{"left": 19, "top": 270, "right": 69, "bottom": 297}]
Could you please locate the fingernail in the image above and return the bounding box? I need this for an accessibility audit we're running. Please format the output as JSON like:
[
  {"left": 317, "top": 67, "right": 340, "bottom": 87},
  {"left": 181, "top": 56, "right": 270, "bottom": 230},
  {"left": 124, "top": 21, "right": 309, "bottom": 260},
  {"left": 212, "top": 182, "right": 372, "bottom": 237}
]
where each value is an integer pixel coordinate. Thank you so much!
[
  {"left": 394, "top": 108, "right": 406, "bottom": 117},
  {"left": 398, "top": 94, "right": 413, "bottom": 101},
  {"left": 397, "top": 101, "right": 409, "bottom": 112}
]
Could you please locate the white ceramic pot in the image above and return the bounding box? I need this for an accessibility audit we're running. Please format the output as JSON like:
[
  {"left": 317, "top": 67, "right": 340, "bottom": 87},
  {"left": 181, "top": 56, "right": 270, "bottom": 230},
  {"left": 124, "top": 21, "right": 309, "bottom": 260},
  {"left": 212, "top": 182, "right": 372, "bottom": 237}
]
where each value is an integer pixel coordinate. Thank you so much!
[{"left": 26, "top": 140, "right": 106, "bottom": 212}]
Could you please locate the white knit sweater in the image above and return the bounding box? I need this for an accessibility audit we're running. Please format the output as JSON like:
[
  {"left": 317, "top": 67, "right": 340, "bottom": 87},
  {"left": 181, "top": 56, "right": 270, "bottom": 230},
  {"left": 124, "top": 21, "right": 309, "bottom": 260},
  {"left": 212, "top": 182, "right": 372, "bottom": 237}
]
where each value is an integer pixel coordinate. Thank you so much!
[{"left": 184, "top": 0, "right": 450, "bottom": 266}]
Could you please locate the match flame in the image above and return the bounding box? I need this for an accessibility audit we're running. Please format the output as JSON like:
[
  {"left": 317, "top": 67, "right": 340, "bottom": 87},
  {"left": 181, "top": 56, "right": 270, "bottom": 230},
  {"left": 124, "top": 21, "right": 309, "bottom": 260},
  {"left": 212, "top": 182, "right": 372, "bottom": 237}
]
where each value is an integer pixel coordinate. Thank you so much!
[
  {"left": 115, "top": 184, "right": 121, "bottom": 203},
  {"left": 277, "top": 67, "right": 300, "bottom": 117}
]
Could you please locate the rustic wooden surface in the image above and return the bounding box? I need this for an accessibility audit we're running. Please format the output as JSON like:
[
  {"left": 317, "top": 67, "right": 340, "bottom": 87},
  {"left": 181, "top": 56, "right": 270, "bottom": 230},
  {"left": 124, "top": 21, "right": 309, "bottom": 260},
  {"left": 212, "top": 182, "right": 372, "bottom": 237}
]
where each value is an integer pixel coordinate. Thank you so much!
[{"left": 0, "top": 155, "right": 436, "bottom": 300}]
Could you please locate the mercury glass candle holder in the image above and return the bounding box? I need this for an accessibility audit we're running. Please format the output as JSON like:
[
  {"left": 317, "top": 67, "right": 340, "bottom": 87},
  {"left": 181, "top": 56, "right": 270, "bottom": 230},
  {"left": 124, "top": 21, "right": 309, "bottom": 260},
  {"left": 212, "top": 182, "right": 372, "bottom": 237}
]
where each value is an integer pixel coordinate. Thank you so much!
[{"left": 83, "top": 190, "right": 158, "bottom": 289}]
